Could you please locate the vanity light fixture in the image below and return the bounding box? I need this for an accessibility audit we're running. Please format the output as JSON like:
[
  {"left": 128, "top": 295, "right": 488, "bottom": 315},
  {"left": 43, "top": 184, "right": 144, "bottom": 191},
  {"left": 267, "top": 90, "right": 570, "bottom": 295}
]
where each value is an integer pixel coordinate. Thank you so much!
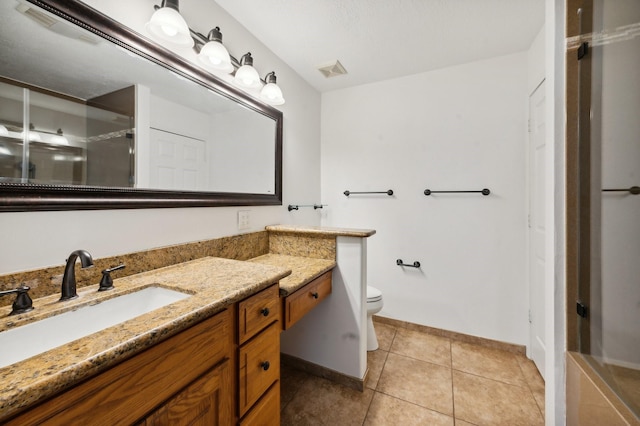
[
  {"left": 260, "top": 72, "right": 285, "bottom": 105},
  {"left": 197, "top": 27, "right": 233, "bottom": 73},
  {"left": 0, "top": 124, "right": 8, "bottom": 137},
  {"left": 233, "top": 53, "right": 261, "bottom": 89},
  {"left": 148, "top": 3, "right": 285, "bottom": 106},
  {"left": 146, "top": 0, "right": 194, "bottom": 49}
]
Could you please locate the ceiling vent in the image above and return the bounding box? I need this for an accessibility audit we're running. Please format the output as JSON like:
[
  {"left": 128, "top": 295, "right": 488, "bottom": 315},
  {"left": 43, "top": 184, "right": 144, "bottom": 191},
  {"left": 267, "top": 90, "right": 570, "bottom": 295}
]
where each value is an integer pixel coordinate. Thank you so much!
[
  {"left": 15, "top": 2, "right": 100, "bottom": 44},
  {"left": 317, "top": 60, "right": 347, "bottom": 78}
]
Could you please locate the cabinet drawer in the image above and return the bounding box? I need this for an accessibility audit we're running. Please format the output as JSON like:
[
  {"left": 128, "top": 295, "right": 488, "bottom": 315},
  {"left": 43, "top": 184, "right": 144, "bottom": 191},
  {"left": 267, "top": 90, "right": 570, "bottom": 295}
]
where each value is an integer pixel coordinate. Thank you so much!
[
  {"left": 238, "top": 284, "right": 280, "bottom": 344},
  {"left": 283, "top": 270, "right": 332, "bottom": 330},
  {"left": 238, "top": 322, "right": 280, "bottom": 416},
  {"left": 240, "top": 381, "right": 280, "bottom": 426}
]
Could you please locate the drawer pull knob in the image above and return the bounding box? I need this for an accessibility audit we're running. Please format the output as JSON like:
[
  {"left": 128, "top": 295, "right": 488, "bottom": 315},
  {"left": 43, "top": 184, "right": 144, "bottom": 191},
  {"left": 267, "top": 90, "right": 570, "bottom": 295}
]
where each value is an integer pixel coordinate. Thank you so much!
[
  {"left": 261, "top": 361, "right": 270, "bottom": 371},
  {"left": 260, "top": 307, "right": 270, "bottom": 316},
  {"left": 311, "top": 292, "right": 319, "bottom": 299}
]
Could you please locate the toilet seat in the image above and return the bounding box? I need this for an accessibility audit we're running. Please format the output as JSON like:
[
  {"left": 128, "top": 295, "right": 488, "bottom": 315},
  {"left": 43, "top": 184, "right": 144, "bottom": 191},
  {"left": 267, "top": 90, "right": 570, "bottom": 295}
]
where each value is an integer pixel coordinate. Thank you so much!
[{"left": 367, "top": 286, "right": 382, "bottom": 303}]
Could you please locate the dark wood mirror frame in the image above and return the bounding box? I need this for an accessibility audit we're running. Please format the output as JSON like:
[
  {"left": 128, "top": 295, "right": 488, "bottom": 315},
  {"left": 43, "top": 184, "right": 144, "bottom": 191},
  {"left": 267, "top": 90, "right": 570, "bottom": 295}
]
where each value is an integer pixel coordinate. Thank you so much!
[{"left": 0, "top": 0, "right": 283, "bottom": 212}]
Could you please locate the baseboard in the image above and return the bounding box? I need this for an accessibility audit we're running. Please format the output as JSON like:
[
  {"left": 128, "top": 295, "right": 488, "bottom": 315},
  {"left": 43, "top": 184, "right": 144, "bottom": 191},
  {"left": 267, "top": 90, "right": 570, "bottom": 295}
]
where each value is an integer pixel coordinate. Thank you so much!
[
  {"left": 280, "top": 353, "right": 366, "bottom": 392},
  {"left": 373, "top": 315, "right": 526, "bottom": 356}
]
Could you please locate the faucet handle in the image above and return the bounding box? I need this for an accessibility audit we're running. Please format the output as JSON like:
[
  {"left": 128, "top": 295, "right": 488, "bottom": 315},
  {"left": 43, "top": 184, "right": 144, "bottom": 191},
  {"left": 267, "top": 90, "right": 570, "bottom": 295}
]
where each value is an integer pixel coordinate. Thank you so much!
[
  {"left": 12, "top": 285, "right": 34, "bottom": 315},
  {"left": 98, "top": 264, "right": 126, "bottom": 292},
  {"left": 0, "top": 285, "right": 34, "bottom": 316}
]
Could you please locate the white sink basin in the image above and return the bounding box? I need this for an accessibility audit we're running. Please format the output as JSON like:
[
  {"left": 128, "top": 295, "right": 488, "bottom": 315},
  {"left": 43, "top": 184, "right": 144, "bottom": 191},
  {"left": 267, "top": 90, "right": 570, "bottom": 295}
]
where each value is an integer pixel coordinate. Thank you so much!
[{"left": 0, "top": 286, "right": 190, "bottom": 368}]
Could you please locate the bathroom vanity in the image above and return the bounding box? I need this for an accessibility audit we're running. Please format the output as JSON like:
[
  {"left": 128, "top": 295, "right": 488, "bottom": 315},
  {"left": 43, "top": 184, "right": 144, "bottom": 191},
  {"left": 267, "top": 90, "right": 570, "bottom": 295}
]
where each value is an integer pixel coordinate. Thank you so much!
[
  {"left": 0, "top": 225, "right": 376, "bottom": 424},
  {"left": 0, "top": 258, "right": 289, "bottom": 425},
  {"left": 260, "top": 225, "right": 376, "bottom": 389}
]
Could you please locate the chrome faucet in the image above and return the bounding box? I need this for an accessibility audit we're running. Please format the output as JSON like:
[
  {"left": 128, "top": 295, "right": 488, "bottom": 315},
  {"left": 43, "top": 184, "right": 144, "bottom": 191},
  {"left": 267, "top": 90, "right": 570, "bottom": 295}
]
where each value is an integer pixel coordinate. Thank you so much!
[{"left": 60, "top": 250, "right": 94, "bottom": 301}]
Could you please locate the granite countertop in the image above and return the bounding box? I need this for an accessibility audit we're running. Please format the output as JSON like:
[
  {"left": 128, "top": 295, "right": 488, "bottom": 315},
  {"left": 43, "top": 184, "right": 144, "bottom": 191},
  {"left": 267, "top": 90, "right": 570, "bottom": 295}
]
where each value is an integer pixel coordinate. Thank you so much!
[
  {"left": 266, "top": 225, "right": 376, "bottom": 238},
  {"left": 249, "top": 254, "right": 336, "bottom": 296},
  {"left": 0, "top": 257, "right": 291, "bottom": 420}
]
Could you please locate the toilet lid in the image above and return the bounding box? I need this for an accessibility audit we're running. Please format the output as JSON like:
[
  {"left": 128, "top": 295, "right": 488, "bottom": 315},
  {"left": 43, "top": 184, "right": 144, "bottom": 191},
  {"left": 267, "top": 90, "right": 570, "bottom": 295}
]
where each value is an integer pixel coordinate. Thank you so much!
[{"left": 367, "top": 286, "right": 382, "bottom": 302}]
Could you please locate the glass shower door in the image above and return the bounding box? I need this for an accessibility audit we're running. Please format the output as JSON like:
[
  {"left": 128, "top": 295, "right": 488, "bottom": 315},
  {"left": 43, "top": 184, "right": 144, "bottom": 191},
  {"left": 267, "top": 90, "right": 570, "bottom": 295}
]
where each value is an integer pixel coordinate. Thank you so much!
[{"left": 574, "top": 0, "right": 640, "bottom": 417}]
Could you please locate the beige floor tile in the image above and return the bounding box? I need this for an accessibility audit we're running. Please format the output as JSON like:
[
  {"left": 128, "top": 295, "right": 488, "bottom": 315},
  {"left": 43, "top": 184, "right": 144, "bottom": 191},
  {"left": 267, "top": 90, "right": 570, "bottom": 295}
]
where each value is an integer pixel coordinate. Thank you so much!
[
  {"left": 280, "top": 364, "right": 313, "bottom": 410},
  {"left": 373, "top": 321, "right": 397, "bottom": 351},
  {"left": 451, "top": 341, "right": 526, "bottom": 387},
  {"left": 531, "top": 386, "right": 545, "bottom": 419},
  {"left": 281, "top": 373, "right": 374, "bottom": 425},
  {"left": 366, "top": 349, "right": 389, "bottom": 390},
  {"left": 364, "top": 392, "right": 454, "bottom": 425},
  {"left": 454, "top": 420, "right": 479, "bottom": 426},
  {"left": 517, "top": 356, "right": 545, "bottom": 391},
  {"left": 390, "top": 327, "right": 451, "bottom": 367},
  {"left": 514, "top": 357, "right": 545, "bottom": 417},
  {"left": 377, "top": 352, "right": 453, "bottom": 415},
  {"left": 453, "top": 370, "right": 543, "bottom": 426}
]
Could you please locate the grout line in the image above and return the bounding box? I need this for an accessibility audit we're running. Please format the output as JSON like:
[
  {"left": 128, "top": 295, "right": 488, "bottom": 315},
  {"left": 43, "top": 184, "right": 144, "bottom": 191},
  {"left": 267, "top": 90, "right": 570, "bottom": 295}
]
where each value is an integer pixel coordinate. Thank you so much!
[
  {"left": 516, "top": 359, "right": 546, "bottom": 421},
  {"left": 361, "top": 390, "right": 375, "bottom": 426},
  {"left": 451, "top": 368, "right": 529, "bottom": 389},
  {"left": 373, "top": 389, "right": 455, "bottom": 420}
]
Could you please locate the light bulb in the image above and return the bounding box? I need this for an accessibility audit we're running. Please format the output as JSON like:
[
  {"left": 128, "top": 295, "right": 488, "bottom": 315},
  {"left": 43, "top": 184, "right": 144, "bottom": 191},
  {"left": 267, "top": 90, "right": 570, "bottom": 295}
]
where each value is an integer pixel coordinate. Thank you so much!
[{"left": 160, "top": 24, "right": 178, "bottom": 37}]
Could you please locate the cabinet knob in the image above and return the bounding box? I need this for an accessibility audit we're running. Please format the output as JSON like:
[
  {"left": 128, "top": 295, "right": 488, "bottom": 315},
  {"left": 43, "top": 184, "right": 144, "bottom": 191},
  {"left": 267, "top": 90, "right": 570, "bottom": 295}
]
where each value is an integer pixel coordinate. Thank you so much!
[
  {"left": 311, "top": 292, "right": 319, "bottom": 299},
  {"left": 261, "top": 361, "right": 270, "bottom": 371},
  {"left": 260, "top": 307, "right": 270, "bottom": 316}
]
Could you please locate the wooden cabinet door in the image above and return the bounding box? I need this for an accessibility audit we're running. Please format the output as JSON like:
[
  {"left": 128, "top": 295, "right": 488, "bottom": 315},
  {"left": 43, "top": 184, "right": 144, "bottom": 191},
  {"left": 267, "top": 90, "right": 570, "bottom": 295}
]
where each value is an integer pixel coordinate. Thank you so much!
[{"left": 145, "top": 359, "right": 233, "bottom": 426}]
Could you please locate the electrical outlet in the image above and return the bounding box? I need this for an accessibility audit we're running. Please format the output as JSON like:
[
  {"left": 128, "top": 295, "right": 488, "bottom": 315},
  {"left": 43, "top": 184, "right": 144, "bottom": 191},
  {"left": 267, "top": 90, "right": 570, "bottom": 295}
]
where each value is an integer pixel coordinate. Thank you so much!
[{"left": 238, "top": 210, "right": 250, "bottom": 230}]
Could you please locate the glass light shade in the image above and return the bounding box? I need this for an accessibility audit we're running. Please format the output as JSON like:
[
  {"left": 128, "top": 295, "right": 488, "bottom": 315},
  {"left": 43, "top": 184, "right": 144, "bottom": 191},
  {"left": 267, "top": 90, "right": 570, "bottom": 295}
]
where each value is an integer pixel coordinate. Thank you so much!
[
  {"left": 145, "top": 7, "right": 193, "bottom": 48},
  {"left": 260, "top": 82, "right": 285, "bottom": 105},
  {"left": 20, "top": 130, "right": 41, "bottom": 142},
  {"left": 233, "top": 65, "right": 261, "bottom": 89},
  {"left": 198, "top": 41, "right": 233, "bottom": 73},
  {"left": 0, "top": 125, "right": 8, "bottom": 137},
  {"left": 51, "top": 131, "right": 69, "bottom": 145}
]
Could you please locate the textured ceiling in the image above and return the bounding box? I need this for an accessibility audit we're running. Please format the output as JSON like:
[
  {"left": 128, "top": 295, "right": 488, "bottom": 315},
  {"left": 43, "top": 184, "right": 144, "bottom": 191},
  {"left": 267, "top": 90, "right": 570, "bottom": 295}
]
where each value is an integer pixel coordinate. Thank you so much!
[{"left": 214, "top": 0, "right": 545, "bottom": 92}]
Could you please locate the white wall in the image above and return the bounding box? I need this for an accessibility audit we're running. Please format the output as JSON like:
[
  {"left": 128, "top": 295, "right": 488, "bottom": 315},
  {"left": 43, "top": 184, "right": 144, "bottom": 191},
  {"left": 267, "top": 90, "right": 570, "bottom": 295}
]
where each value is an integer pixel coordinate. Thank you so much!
[
  {"left": 528, "top": 26, "right": 546, "bottom": 95},
  {"left": 0, "top": 0, "right": 321, "bottom": 274},
  {"left": 547, "top": 0, "right": 566, "bottom": 423},
  {"left": 320, "top": 53, "right": 529, "bottom": 345}
]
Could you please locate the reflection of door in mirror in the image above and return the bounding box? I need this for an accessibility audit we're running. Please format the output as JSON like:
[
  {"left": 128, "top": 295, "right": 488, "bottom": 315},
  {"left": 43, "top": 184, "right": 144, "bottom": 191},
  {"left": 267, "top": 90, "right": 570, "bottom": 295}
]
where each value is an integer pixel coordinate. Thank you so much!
[{"left": 0, "top": 79, "right": 135, "bottom": 186}]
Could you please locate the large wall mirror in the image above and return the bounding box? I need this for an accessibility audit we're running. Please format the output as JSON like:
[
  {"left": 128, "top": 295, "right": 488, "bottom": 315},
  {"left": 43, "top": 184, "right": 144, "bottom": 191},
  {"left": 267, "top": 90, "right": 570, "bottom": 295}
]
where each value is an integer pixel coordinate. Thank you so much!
[{"left": 0, "top": 0, "right": 283, "bottom": 211}]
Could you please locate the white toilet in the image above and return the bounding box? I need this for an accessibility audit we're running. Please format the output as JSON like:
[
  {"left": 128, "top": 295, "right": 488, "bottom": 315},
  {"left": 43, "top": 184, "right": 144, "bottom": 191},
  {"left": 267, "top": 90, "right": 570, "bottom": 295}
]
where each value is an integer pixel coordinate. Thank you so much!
[{"left": 366, "top": 286, "right": 384, "bottom": 351}]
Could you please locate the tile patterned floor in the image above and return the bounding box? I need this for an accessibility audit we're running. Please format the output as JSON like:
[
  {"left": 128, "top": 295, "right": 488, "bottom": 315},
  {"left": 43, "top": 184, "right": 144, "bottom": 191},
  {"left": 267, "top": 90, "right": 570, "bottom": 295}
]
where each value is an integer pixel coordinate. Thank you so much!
[{"left": 281, "top": 321, "right": 545, "bottom": 425}]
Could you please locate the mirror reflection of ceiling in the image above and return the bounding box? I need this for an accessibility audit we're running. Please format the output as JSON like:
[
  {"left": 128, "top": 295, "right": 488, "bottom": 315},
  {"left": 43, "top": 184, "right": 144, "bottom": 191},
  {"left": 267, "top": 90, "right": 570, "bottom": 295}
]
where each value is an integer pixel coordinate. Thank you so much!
[{"left": 0, "top": 0, "right": 234, "bottom": 115}]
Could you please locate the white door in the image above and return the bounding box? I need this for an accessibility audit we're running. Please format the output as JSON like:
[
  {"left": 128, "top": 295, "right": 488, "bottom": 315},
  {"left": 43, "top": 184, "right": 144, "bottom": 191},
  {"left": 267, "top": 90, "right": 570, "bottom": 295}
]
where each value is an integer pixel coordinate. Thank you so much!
[
  {"left": 149, "top": 128, "right": 208, "bottom": 191},
  {"left": 528, "top": 81, "right": 546, "bottom": 378}
]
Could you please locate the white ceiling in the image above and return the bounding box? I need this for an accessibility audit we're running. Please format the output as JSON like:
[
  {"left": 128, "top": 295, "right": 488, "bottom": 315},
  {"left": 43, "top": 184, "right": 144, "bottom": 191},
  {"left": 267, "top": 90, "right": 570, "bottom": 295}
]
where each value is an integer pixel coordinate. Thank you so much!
[{"left": 214, "top": 0, "right": 545, "bottom": 92}]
